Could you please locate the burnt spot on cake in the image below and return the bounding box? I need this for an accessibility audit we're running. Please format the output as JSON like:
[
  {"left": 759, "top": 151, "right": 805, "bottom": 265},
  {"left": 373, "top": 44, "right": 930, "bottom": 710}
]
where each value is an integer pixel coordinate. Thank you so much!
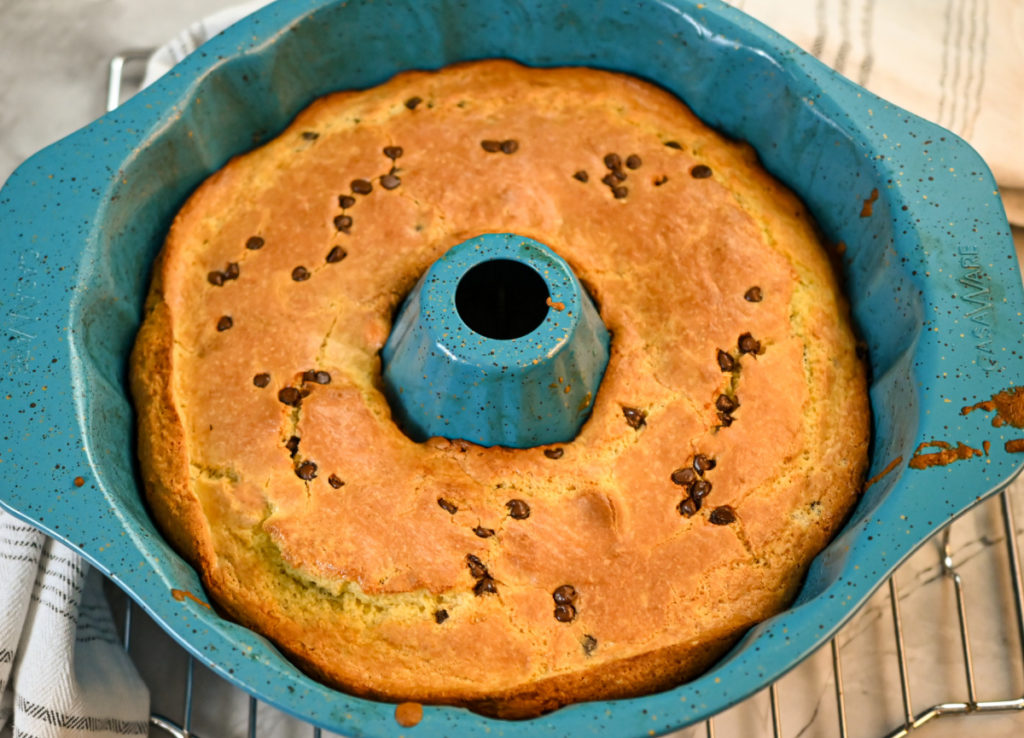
[
  {"left": 500, "top": 139, "right": 519, "bottom": 154},
  {"left": 622, "top": 406, "right": 647, "bottom": 430},
  {"left": 709, "top": 506, "right": 737, "bottom": 525},
  {"left": 404, "top": 96, "right": 422, "bottom": 110},
  {"left": 693, "top": 454, "right": 716, "bottom": 473},
  {"left": 481, "top": 139, "right": 502, "bottom": 153},
  {"left": 278, "top": 387, "right": 303, "bottom": 407},
  {"left": 351, "top": 178, "right": 373, "bottom": 195},
  {"left": 216, "top": 316, "right": 233, "bottom": 332},
  {"left": 301, "top": 131, "right": 319, "bottom": 140},
  {"left": 326, "top": 246, "right": 347, "bottom": 264},
  {"left": 383, "top": 146, "right": 404, "bottom": 160},
  {"left": 573, "top": 170, "right": 589, "bottom": 183},
  {"left": 744, "top": 286, "right": 764, "bottom": 302},
  {"left": 328, "top": 474, "right": 345, "bottom": 489},
  {"left": 664, "top": 140, "right": 683, "bottom": 149},
  {"left": 678, "top": 498, "right": 698, "bottom": 517},
  {"left": 466, "top": 554, "right": 489, "bottom": 580},
  {"left": 582, "top": 634, "right": 598, "bottom": 656},
  {"left": 544, "top": 448, "right": 565, "bottom": 459},
  {"left": 338, "top": 195, "right": 355, "bottom": 209},
  {"left": 474, "top": 577, "right": 498, "bottom": 596},
  {"left": 253, "top": 373, "right": 271, "bottom": 388},
  {"left": 334, "top": 214, "right": 353, "bottom": 232},
  {"left": 505, "top": 499, "right": 530, "bottom": 519},
  {"left": 738, "top": 332, "right": 762, "bottom": 355},
  {"left": 291, "top": 266, "right": 311, "bottom": 282},
  {"left": 438, "top": 498, "right": 458, "bottom": 515},
  {"left": 715, "top": 394, "right": 739, "bottom": 414},
  {"left": 380, "top": 172, "right": 401, "bottom": 190},
  {"left": 245, "top": 236, "right": 265, "bottom": 250},
  {"left": 690, "top": 164, "right": 713, "bottom": 179},
  {"left": 434, "top": 609, "right": 449, "bottom": 624},
  {"left": 473, "top": 526, "right": 495, "bottom": 538},
  {"left": 717, "top": 350, "right": 736, "bottom": 372},
  {"left": 285, "top": 436, "right": 300, "bottom": 457},
  {"left": 626, "top": 154, "right": 642, "bottom": 169},
  {"left": 295, "top": 460, "right": 318, "bottom": 481}
]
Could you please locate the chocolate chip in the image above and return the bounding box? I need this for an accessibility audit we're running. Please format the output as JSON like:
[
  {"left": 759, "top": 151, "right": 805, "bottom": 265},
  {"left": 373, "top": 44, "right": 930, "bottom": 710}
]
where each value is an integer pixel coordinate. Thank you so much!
[
  {"left": 328, "top": 474, "right": 345, "bottom": 489},
  {"left": 473, "top": 526, "right": 495, "bottom": 538},
  {"left": 474, "top": 577, "right": 498, "bottom": 596},
  {"left": 278, "top": 387, "right": 302, "bottom": 406},
  {"left": 582, "top": 634, "right": 598, "bottom": 655},
  {"left": 295, "top": 461, "right": 318, "bottom": 480},
  {"left": 313, "top": 371, "right": 331, "bottom": 384},
  {"left": 654, "top": 175, "right": 669, "bottom": 186},
  {"left": 253, "top": 373, "right": 271, "bottom": 388},
  {"left": 207, "top": 271, "right": 225, "bottom": 286},
  {"left": 717, "top": 350, "right": 736, "bottom": 372},
  {"left": 691, "top": 164, "right": 713, "bottom": 179},
  {"left": 302, "top": 370, "right": 318, "bottom": 383},
  {"left": 717, "top": 412, "right": 734, "bottom": 427},
  {"left": 738, "top": 333, "right": 761, "bottom": 355},
  {"left": 693, "top": 454, "right": 716, "bottom": 473},
  {"left": 216, "top": 316, "right": 233, "bottom": 331},
  {"left": 552, "top": 584, "right": 577, "bottom": 605},
  {"left": 383, "top": 146, "right": 404, "bottom": 159},
  {"left": 338, "top": 195, "right": 356, "bottom": 209},
  {"left": 573, "top": 170, "right": 589, "bottom": 182},
  {"left": 744, "top": 286, "right": 763, "bottom": 302},
  {"left": 664, "top": 141, "right": 683, "bottom": 149},
  {"left": 601, "top": 173, "right": 617, "bottom": 187},
  {"left": 544, "top": 448, "right": 564, "bottom": 459},
  {"left": 709, "top": 506, "right": 737, "bottom": 525},
  {"left": 612, "top": 186, "right": 628, "bottom": 199},
  {"left": 223, "top": 262, "right": 240, "bottom": 280},
  {"left": 626, "top": 154, "right": 642, "bottom": 169},
  {"left": 380, "top": 173, "right": 401, "bottom": 190},
  {"left": 301, "top": 131, "right": 319, "bottom": 140},
  {"left": 245, "top": 236, "right": 265, "bottom": 250},
  {"left": 434, "top": 609, "right": 449, "bottom": 624},
  {"left": 284, "top": 436, "right": 300, "bottom": 457},
  {"left": 716, "top": 394, "right": 739, "bottom": 413},
  {"left": 603, "top": 153, "right": 621, "bottom": 170},
  {"left": 481, "top": 140, "right": 502, "bottom": 153},
  {"left": 327, "top": 246, "right": 347, "bottom": 263},
  {"left": 622, "top": 406, "right": 646, "bottom": 429},
  {"left": 553, "top": 603, "right": 576, "bottom": 622},
  {"left": 691, "top": 479, "right": 712, "bottom": 501},
  {"left": 466, "top": 554, "right": 488, "bottom": 579},
  {"left": 500, "top": 139, "right": 519, "bottom": 154},
  {"left": 351, "top": 179, "right": 373, "bottom": 194},
  {"left": 678, "top": 498, "right": 698, "bottom": 517},
  {"left": 506, "top": 499, "right": 530, "bottom": 519},
  {"left": 291, "top": 266, "right": 311, "bottom": 282},
  {"left": 671, "top": 467, "right": 697, "bottom": 486},
  {"left": 405, "top": 96, "right": 422, "bottom": 110},
  {"left": 612, "top": 169, "right": 627, "bottom": 182},
  {"left": 334, "top": 214, "right": 353, "bottom": 231},
  {"left": 438, "top": 498, "right": 458, "bottom": 515}
]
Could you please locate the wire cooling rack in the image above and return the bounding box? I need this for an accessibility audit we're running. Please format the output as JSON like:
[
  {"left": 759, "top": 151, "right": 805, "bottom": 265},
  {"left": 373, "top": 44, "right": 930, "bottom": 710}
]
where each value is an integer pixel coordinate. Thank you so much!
[{"left": 105, "top": 53, "right": 1024, "bottom": 738}]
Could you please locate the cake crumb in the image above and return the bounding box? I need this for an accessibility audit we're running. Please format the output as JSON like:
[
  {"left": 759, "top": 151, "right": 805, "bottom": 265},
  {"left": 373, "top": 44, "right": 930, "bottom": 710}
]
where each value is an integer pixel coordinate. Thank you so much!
[{"left": 394, "top": 702, "right": 423, "bottom": 727}]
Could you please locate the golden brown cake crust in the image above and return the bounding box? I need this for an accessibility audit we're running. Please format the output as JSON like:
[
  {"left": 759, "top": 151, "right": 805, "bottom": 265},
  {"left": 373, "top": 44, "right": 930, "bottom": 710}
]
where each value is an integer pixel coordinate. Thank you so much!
[{"left": 130, "top": 60, "right": 870, "bottom": 717}]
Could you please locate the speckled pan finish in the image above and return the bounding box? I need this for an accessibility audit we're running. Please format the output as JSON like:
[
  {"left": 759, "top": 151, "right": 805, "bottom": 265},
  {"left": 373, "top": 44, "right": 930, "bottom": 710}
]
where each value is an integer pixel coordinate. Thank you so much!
[{"left": 0, "top": 0, "right": 1021, "bottom": 735}]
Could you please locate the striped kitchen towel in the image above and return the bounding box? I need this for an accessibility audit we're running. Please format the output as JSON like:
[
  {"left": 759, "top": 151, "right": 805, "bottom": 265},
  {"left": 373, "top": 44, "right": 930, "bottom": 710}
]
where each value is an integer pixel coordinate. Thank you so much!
[{"left": 0, "top": 510, "right": 148, "bottom": 738}]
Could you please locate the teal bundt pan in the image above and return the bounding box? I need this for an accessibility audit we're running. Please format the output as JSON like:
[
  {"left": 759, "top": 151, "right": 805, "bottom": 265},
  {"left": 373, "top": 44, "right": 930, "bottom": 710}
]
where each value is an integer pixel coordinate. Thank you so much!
[
  {"left": 382, "top": 233, "right": 609, "bottom": 448},
  {"left": 1, "top": 0, "right": 1022, "bottom": 736}
]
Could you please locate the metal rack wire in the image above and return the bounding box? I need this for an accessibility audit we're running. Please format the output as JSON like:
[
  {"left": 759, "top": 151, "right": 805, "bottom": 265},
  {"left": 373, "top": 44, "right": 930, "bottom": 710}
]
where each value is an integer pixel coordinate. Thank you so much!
[{"left": 106, "top": 53, "right": 1024, "bottom": 738}]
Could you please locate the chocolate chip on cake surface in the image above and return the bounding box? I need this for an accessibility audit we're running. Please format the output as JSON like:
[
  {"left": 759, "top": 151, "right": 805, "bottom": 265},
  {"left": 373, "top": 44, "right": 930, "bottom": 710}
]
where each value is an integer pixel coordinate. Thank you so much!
[
  {"left": 573, "top": 170, "right": 589, "bottom": 182},
  {"left": 544, "top": 448, "right": 564, "bottom": 459},
  {"left": 404, "top": 96, "right": 422, "bottom": 110},
  {"left": 473, "top": 525, "right": 495, "bottom": 538},
  {"left": 434, "top": 609, "right": 449, "bottom": 624},
  {"left": 601, "top": 173, "right": 617, "bottom": 187},
  {"left": 327, "top": 246, "right": 347, "bottom": 263},
  {"left": 253, "top": 373, "right": 271, "bottom": 388},
  {"left": 717, "top": 349, "right": 736, "bottom": 372},
  {"left": 612, "top": 186, "right": 628, "bottom": 199},
  {"left": 334, "top": 214, "right": 353, "bottom": 231},
  {"left": 383, "top": 145, "right": 404, "bottom": 159},
  {"left": 664, "top": 140, "right": 683, "bottom": 149},
  {"left": 691, "top": 479, "right": 712, "bottom": 501},
  {"left": 207, "top": 270, "right": 225, "bottom": 286},
  {"left": 338, "top": 194, "right": 356, "bottom": 209},
  {"left": 603, "top": 153, "right": 622, "bottom": 170},
  {"left": 500, "top": 139, "right": 519, "bottom": 154},
  {"left": 506, "top": 499, "right": 530, "bottom": 519},
  {"left": 626, "top": 154, "right": 642, "bottom": 169},
  {"left": 691, "top": 164, "right": 713, "bottom": 179},
  {"left": 718, "top": 412, "right": 735, "bottom": 427},
  {"left": 351, "top": 178, "right": 373, "bottom": 194},
  {"left": 313, "top": 370, "right": 331, "bottom": 384},
  {"left": 438, "top": 498, "right": 458, "bottom": 515},
  {"left": 474, "top": 577, "right": 498, "bottom": 596},
  {"left": 295, "top": 461, "right": 318, "bottom": 480},
  {"left": 738, "top": 332, "right": 762, "bottom": 355},
  {"left": 612, "top": 169, "right": 627, "bottom": 182},
  {"left": 552, "top": 584, "right": 577, "bottom": 605},
  {"left": 216, "top": 316, "right": 233, "bottom": 331},
  {"left": 709, "top": 505, "right": 737, "bottom": 525},
  {"left": 291, "top": 266, "right": 311, "bottom": 282},
  {"left": 301, "top": 131, "right": 319, "bottom": 140},
  {"left": 716, "top": 394, "right": 739, "bottom": 413},
  {"left": 554, "top": 603, "right": 577, "bottom": 622},
  {"left": 278, "top": 387, "right": 302, "bottom": 406},
  {"left": 671, "top": 467, "right": 697, "bottom": 486},
  {"left": 466, "top": 554, "right": 488, "bottom": 579},
  {"left": 678, "top": 498, "right": 698, "bottom": 517},
  {"left": 582, "top": 634, "right": 598, "bottom": 655},
  {"left": 654, "top": 175, "right": 669, "bottom": 186},
  {"left": 622, "top": 406, "right": 646, "bottom": 429},
  {"left": 693, "top": 454, "right": 716, "bottom": 473},
  {"left": 744, "top": 286, "right": 764, "bottom": 302},
  {"left": 223, "top": 262, "right": 240, "bottom": 280},
  {"left": 245, "top": 236, "right": 265, "bottom": 250},
  {"left": 380, "top": 172, "right": 401, "bottom": 190},
  {"left": 481, "top": 139, "right": 502, "bottom": 153},
  {"left": 285, "top": 435, "right": 300, "bottom": 457},
  {"left": 328, "top": 474, "right": 345, "bottom": 489}
]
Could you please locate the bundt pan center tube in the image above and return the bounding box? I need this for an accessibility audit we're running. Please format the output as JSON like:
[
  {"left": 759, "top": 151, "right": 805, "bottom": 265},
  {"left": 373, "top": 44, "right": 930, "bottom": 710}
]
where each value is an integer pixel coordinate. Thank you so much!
[{"left": 382, "top": 233, "right": 610, "bottom": 448}]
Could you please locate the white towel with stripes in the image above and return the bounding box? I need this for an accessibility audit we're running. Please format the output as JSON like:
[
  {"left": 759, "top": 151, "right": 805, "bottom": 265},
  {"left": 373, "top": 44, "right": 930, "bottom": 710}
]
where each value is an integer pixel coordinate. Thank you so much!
[{"left": 0, "top": 510, "right": 149, "bottom": 738}]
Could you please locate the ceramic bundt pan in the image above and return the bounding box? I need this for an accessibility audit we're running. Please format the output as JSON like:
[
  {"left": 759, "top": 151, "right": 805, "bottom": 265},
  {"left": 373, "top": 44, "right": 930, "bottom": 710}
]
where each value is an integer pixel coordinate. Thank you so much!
[{"left": 1, "top": 0, "right": 1022, "bottom": 735}]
